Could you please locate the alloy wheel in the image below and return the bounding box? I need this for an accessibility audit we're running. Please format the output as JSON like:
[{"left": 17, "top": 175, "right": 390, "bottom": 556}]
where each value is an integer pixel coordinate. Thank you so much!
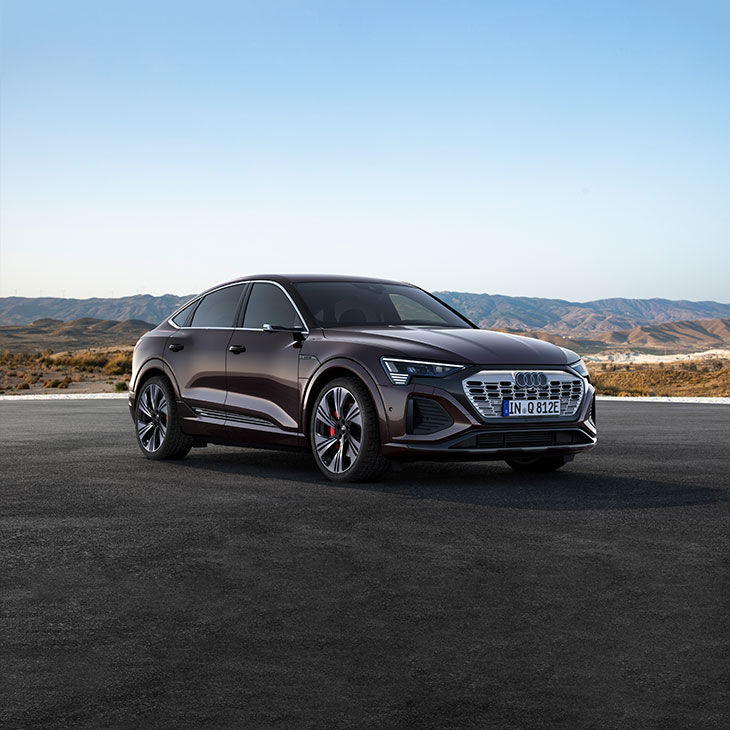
[
  {"left": 313, "top": 386, "right": 362, "bottom": 474},
  {"left": 136, "top": 383, "right": 168, "bottom": 453}
]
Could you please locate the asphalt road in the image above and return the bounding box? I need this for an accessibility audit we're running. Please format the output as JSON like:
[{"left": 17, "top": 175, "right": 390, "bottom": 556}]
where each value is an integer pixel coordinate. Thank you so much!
[{"left": 1, "top": 400, "right": 728, "bottom": 729}]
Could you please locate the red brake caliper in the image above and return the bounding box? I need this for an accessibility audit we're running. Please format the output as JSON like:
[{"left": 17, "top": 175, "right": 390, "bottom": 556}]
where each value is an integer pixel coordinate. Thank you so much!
[{"left": 331, "top": 410, "right": 338, "bottom": 440}]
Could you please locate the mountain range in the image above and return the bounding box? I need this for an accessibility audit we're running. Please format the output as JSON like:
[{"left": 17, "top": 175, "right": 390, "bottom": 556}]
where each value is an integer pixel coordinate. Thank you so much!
[
  {"left": 434, "top": 292, "right": 730, "bottom": 335},
  {"left": 502, "top": 318, "right": 730, "bottom": 354},
  {"left": 1, "top": 292, "right": 729, "bottom": 338},
  {"left": 0, "top": 294, "right": 190, "bottom": 327},
  {"left": 0, "top": 318, "right": 155, "bottom": 352},
  {"left": 1, "top": 316, "right": 728, "bottom": 355}
]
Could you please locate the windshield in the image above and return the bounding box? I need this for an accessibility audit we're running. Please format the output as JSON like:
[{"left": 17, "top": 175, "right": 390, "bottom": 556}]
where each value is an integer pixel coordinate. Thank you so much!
[{"left": 292, "top": 282, "right": 473, "bottom": 329}]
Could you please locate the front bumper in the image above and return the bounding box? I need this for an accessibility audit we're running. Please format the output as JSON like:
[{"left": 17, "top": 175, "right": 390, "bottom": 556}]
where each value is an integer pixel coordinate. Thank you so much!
[{"left": 378, "top": 365, "right": 597, "bottom": 461}]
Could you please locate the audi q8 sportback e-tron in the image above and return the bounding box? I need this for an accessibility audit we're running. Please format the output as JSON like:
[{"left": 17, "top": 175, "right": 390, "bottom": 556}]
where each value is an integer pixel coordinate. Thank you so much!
[{"left": 129, "top": 275, "right": 596, "bottom": 481}]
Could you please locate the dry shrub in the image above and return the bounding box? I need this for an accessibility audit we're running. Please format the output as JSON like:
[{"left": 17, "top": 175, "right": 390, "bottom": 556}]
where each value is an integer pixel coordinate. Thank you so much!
[
  {"left": 590, "top": 359, "right": 730, "bottom": 397},
  {"left": 103, "top": 352, "right": 132, "bottom": 375}
]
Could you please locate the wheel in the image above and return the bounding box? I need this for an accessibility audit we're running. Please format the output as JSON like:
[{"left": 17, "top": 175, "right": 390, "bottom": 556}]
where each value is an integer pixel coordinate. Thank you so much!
[
  {"left": 505, "top": 456, "right": 571, "bottom": 472},
  {"left": 134, "top": 376, "right": 193, "bottom": 460},
  {"left": 309, "top": 377, "right": 389, "bottom": 482}
]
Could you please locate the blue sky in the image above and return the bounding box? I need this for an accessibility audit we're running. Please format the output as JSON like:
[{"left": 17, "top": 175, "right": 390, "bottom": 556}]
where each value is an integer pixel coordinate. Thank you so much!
[{"left": 1, "top": 0, "right": 728, "bottom": 301}]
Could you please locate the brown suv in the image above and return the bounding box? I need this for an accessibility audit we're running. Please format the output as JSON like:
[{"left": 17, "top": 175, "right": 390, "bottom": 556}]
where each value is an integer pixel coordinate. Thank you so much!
[{"left": 129, "top": 275, "right": 596, "bottom": 481}]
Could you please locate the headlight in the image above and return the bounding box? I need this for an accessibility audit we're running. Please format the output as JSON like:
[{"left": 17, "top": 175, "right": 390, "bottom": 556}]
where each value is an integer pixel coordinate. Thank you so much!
[
  {"left": 569, "top": 358, "right": 590, "bottom": 379},
  {"left": 381, "top": 358, "right": 464, "bottom": 385}
]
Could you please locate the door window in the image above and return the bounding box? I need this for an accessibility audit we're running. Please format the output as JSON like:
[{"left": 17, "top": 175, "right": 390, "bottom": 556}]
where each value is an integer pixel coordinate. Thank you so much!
[
  {"left": 190, "top": 285, "right": 245, "bottom": 328},
  {"left": 243, "top": 283, "right": 302, "bottom": 329}
]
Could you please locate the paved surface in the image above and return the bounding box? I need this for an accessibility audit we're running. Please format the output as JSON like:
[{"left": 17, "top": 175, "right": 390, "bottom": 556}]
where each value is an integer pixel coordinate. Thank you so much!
[{"left": 1, "top": 401, "right": 728, "bottom": 728}]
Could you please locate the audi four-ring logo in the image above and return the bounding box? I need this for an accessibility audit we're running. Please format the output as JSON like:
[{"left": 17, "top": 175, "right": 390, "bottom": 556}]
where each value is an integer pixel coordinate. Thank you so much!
[{"left": 514, "top": 371, "right": 548, "bottom": 388}]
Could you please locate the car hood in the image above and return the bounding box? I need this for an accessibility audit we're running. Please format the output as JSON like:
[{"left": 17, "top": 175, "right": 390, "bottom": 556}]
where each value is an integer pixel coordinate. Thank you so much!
[{"left": 322, "top": 327, "right": 578, "bottom": 366}]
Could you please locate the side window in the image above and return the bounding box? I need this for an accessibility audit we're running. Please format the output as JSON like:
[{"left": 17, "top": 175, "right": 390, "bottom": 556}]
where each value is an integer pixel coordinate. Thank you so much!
[
  {"left": 243, "top": 283, "right": 302, "bottom": 329},
  {"left": 170, "top": 299, "right": 198, "bottom": 327},
  {"left": 190, "top": 285, "right": 244, "bottom": 328}
]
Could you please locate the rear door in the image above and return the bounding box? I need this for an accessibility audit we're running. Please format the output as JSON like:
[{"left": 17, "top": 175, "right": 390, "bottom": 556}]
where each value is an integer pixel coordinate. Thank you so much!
[
  {"left": 166, "top": 283, "right": 247, "bottom": 420},
  {"left": 225, "top": 282, "right": 304, "bottom": 444}
]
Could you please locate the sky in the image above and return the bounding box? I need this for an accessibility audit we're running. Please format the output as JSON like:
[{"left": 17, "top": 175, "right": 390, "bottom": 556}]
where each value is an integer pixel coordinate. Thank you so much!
[{"left": 1, "top": 0, "right": 729, "bottom": 302}]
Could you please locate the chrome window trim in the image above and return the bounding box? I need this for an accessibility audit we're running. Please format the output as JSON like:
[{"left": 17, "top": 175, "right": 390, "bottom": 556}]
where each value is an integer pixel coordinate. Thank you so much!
[
  {"left": 167, "top": 281, "right": 244, "bottom": 330},
  {"left": 239, "top": 280, "right": 310, "bottom": 334},
  {"left": 167, "top": 279, "right": 310, "bottom": 334}
]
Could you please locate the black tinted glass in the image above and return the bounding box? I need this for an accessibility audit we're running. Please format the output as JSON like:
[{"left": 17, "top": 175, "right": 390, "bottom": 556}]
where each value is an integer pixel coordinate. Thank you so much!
[
  {"left": 292, "top": 282, "right": 470, "bottom": 328},
  {"left": 190, "top": 285, "right": 244, "bottom": 328},
  {"left": 170, "top": 299, "right": 197, "bottom": 327},
  {"left": 243, "top": 283, "right": 302, "bottom": 329}
]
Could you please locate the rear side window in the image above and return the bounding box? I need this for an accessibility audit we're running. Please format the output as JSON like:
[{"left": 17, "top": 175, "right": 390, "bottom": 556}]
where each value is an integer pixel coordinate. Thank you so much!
[
  {"left": 243, "top": 283, "right": 302, "bottom": 329},
  {"left": 170, "top": 299, "right": 197, "bottom": 327},
  {"left": 190, "top": 285, "right": 244, "bottom": 328}
]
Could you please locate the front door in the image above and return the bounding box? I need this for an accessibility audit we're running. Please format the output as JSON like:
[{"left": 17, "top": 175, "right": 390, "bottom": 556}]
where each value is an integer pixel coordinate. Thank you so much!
[
  {"left": 225, "top": 282, "right": 303, "bottom": 445},
  {"left": 166, "top": 283, "right": 246, "bottom": 435}
]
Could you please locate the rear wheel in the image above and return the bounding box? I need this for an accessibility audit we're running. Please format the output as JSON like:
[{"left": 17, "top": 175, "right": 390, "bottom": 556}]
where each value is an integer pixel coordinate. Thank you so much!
[
  {"left": 505, "top": 456, "right": 571, "bottom": 472},
  {"left": 310, "top": 377, "right": 389, "bottom": 482},
  {"left": 135, "top": 376, "right": 192, "bottom": 460}
]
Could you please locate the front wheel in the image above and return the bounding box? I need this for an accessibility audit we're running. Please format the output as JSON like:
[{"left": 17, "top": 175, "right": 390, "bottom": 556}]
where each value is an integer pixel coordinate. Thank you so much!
[
  {"left": 134, "top": 376, "right": 193, "bottom": 460},
  {"left": 505, "top": 455, "right": 571, "bottom": 472},
  {"left": 309, "top": 377, "right": 389, "bottom": 482}
]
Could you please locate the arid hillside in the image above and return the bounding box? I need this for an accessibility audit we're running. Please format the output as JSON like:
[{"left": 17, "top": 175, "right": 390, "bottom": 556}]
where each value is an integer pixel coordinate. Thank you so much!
[
  {"left": 436, "top": 292, "right": 730, "bottom": 334},
  {"left": 0, "top": 318, "right": 155, "bottom": 352},
  {"left": 3, "top": 292, "right": 730, "bottom": 334},
  {"left": 588, "top": 359, "right": 730, "bottom": 397},
  {"left": 0, "top": 295, "right": 190, "bottom": 325},
  {"left": 1, "top": 316, "right": 729, "bottom": 397},
  {"left": 595, "top": 318, "right": 730, "bottom": 350},
  {"left": 503, "top": 318, "right": 730, "bottom": 354}
]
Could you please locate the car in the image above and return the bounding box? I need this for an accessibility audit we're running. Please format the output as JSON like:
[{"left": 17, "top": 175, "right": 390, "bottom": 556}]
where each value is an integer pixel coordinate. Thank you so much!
[{"left": 129, "top": 275, "right": 596, "bottom": 481}]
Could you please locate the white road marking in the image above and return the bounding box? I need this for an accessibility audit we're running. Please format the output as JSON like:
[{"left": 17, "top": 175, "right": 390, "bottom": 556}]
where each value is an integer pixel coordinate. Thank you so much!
[
  {"left": 0, "top": 392, "right": 129, "bottom": 401},
  {"left": 596, "top": 395, "right": 730, "bottom": 404}
]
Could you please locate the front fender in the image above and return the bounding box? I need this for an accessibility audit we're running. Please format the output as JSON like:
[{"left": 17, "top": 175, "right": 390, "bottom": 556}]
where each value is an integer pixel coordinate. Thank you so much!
[{"left": 301, "top": 357, "right": 389, "bottom": 444}]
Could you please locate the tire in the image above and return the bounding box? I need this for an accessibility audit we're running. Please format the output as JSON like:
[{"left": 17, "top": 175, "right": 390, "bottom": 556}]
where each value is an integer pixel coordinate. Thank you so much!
[
  {"left": 134, "top": 375, "right": 193, "bottom": 460},
  {"left": 505, "top": 456, "right": 571, "bottom": 472},
  {"left": 309, "top": 377, "right": 389, "bottom": 482}
]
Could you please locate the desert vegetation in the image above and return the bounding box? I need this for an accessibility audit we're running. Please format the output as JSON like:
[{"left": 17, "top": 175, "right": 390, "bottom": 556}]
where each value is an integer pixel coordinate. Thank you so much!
[
  {"left": 2, "top": 346, "right": 728, "bottom": 398},
  {"left": 588, "top": 359, "right": 730, "bottom": 397},
  {"left": 0, "top": 349, "right": 132, "bottom": 394}
]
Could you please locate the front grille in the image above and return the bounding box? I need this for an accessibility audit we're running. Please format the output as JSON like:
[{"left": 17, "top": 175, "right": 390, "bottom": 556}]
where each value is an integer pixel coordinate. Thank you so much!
[
  {"left": 452, "top": 429, "right": 594, "bottom": 450},
  {"left": 463, "top": 370, "right": 584, "bottom": 420}
]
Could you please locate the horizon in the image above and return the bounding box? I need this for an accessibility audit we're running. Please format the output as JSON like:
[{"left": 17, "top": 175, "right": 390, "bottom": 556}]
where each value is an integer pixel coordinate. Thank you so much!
[
  {"left": 1, "top": 288, "right": 729, "bottom": 308},
  {"left": 2, "top": 1, "right": 729, "bottom": 301}
]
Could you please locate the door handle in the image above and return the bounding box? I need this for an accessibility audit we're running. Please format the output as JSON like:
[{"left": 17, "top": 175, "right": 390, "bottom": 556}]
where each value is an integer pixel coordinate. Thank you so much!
[
  {"left": 168, "top": 343, "right": 184, "bottom": 352},
  {"left": 228, "top": 344, "right": 246, "bottom": 354}
]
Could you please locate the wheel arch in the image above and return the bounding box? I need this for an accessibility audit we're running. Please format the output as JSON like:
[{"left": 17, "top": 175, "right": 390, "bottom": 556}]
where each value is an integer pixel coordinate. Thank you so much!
[
  {"left": 302, "top": 358, "right": 388, "bottom": 442},
  {"left": 132, "top": 358, "right": 181, "bottom": 400}
]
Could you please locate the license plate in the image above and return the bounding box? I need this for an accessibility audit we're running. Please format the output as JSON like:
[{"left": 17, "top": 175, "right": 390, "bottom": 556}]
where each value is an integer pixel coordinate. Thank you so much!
[{"left": 502, "top": 399, "right": 560, "bottom": 417}]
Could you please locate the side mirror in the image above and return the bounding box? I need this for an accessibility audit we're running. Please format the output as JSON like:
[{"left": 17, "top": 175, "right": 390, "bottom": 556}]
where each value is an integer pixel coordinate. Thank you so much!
[
  {"left": 262, "top": 323, "right": 307, "bottom": 342},
  {"left": 262, "top": 323, "right": 304, "bottom": 333}
]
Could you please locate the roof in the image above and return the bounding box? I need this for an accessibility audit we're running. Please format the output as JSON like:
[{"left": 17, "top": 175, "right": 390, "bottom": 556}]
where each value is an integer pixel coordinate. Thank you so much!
[
  {"left": 244, "top": 273, "right": 409, "bottom": 284},
  {"left": 201, "top": 273, "right": 411, "bottom": 294}
]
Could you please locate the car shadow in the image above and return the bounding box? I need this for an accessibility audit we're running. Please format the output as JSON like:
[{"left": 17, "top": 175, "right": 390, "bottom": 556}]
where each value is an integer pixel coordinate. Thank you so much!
[{"left": 179, "top": 448, "right": 728, "bottom": 512}]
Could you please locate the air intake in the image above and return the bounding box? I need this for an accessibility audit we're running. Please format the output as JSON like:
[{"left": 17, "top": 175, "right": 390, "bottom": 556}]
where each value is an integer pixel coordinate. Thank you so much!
[{"left": 406, "top": 397, "right": 453, "bottom": 435}]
